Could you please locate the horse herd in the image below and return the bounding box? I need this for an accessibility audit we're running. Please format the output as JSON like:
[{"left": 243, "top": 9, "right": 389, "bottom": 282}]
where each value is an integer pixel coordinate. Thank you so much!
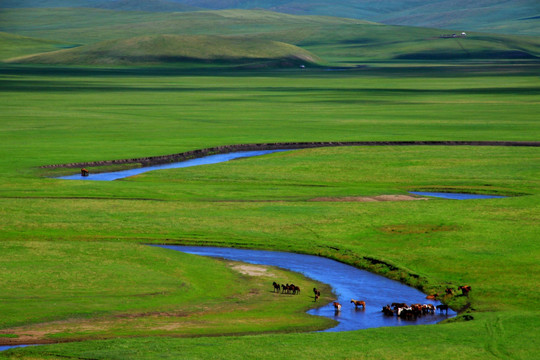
[
  {"left": 273, "top": 282, "right": 300, "bottom": 295},
  {"left": 273, "top": 282, "right": 470, "bottom": 320},
  {"left": 381, "top": 302, "right": 449, "bottom": 320},
  {"left": 328, "top": 300, "right": 447, "bottom": 320}
]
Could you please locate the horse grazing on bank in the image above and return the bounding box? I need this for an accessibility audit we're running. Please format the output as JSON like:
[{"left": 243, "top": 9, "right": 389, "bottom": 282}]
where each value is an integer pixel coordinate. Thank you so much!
[
  {"left": 426, "top": 293, "right": 439, "bottom": 300},
  {"left": 333, "top": 302, "right": 342, "bottom": 311},
  {"left": 313, "top": 288, "right": 321, "bottom": 302},
  {"left": 272, "top": 282, "right": 281, "bottom": 293},
  {"left": 458, "top": 285, "right": 471, "bottom": 296},
  {"left": 351, "top": 299, "right": 366, "bottom": 309}
]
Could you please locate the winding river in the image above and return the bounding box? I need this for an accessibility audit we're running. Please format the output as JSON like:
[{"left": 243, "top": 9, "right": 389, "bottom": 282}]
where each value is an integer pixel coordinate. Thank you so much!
[
  {"left": 57, "top": 150, "right": 290, "bottom": 181},
  {"left": 156, "top": 245, "right": 456, "bottom": 332}
]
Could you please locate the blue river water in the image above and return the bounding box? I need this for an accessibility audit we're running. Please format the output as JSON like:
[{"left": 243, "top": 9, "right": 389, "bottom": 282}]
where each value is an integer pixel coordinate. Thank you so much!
[
  {"left": 57, "top": 150, "right": 290, "bottom": 181},
  {"left": 156, "top": 245, "right": 456, "bottom": 332},
  {"left": 409, "top": 192, "right": 506, "bottom": 200},
  {"left": 0, "top": 345, "right": 34, "bottom": 352}
]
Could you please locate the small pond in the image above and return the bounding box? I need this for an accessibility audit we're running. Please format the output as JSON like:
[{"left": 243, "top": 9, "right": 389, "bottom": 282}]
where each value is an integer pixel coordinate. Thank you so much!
[
  {"left": 156, "top": 245, "right": 456, "bottom": 332},
  {"left": 409, "top": 192, "right": 506, "bottom": 200}
]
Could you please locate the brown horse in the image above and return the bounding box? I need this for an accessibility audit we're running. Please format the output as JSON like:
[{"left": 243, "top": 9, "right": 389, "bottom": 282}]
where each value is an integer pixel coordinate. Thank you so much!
[
  {"left": 458, "top": 285, "right": 471, "bottom": 296},
  {"left": 426, "top": 293, "right": 439, "bottom": 300},
  {"left": 422, "top": 304, "right": 435, "bottom": 314},
  {"left": 350, "top": 299, "right": 366, "bottom": 309},
  {"left": 81, "top": 168, "right": 89, "bottom": 177},
  {"left": 333, "top": 302, "right": 342, "bottom": 311}
]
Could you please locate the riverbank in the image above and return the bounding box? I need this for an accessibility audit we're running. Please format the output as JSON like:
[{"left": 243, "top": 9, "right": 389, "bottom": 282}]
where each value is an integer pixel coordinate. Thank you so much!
[{"left": 40, "top": 141, "right": 540, "bottom": 170}]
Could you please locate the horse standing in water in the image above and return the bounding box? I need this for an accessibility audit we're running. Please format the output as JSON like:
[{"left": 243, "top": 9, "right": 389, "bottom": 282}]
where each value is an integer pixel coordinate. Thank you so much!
[
  {"left": 350, "top": 299, "right": 366, "bottom": 309},
  {"left": 333, "top": 302, "right": 342, "bottom": 311}
]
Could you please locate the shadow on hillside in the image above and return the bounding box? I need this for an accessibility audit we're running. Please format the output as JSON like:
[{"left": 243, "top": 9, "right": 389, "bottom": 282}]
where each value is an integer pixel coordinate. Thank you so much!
[{"left": 0, "top": 61, "right": 539, "bottom": 81}]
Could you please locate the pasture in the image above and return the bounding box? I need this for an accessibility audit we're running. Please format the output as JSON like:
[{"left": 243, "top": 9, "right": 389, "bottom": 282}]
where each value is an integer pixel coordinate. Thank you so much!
[{"left": 0, "top": 62, "right": 538, "bottom": 358}]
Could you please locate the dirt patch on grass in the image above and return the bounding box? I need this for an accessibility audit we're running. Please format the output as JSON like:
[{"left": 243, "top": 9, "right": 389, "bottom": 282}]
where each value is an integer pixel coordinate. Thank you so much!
[
  {"left": 309, "top": 195, "right": 428, "bottom": 202},
  {"left": 231, "top": 264, "right": 271, "bottom": 277}
]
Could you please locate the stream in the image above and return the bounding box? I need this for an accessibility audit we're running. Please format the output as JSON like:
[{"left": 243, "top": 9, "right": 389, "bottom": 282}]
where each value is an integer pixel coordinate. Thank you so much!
[{"left": 156, "top": 245, "right": 456, "bottom": 332}]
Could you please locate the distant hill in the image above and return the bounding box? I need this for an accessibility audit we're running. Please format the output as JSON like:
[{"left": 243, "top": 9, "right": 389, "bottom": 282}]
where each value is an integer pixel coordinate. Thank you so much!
[
  {"left": 172, "top": 0, "right": 540, "bottom": 35},
  {"left": 96, "top": 0, "right": 201, "bottom": 12},
  {"left": 2, "top": 0, "right": 537, "bottom": 34},
  {"left": 0, "top": 8, "right": 371, "bottom": 44},
  {"left": 5, "top": 34, "right": 320, "bottom": 66},
  {"left": 0, "top": 0, "right": 201, "bottom": 12},
  {"left": 1, "top": 8, "right": 538, "bottom": 66}
]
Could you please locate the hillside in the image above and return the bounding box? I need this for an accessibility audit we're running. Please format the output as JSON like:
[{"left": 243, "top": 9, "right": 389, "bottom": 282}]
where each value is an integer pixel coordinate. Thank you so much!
[
  {"left": 1, "top": 8, "right": 538, "bottom": 66},
  {"left": 0, "top": 8, "right": 370, "bottom": 45},
  {"left": 171, "top": 0, "right": 540, "bottom": 35},
  {"left": 0, "top": 0, "right": 200, "bottom": 12},
  {"left": 0, "top": 31, "right": 66, "bottom": 60},
  {"left": 5, "top": 34, "right": 320, "bottom": 66},
  {"left": 1, "top": 0, "right": 538, "bottom": 35}
]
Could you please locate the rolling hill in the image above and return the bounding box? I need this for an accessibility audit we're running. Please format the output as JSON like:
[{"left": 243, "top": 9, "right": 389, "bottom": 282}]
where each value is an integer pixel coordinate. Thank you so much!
[
  {"left": 1, "top": 0, "right": 538, "bottom": 35},
  {"left": 5, "top": 34, "right": 321, "bottom": 66},
  {"left": 1, "top": 7, "right": 538, "bottom": 66},
  {"left": 170, "top": 0, "right": 540, "bottom": 35},
  {"left": 0, "top": 0, "right": 200, "bottom": 12}
]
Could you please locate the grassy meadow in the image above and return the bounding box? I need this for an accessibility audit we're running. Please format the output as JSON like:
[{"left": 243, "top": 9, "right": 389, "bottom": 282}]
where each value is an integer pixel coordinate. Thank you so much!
[
  {"left": 0, "top": 4, "right": 539, "bottom": 359},
  {"left": 0, "top": 64, "right": 539, "bottom": 359}
]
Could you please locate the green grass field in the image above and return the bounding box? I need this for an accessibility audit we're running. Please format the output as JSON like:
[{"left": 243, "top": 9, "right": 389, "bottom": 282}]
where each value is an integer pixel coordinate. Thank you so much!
[
  {"left": 0, "top": 4, "right": 539, "bottom": 359},
  {"left": 0, "top": 64, "right": 538, "bottom": 359}
]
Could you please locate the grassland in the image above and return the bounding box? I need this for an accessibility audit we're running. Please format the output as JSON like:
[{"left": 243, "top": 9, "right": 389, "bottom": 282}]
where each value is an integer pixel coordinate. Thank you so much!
[
  {"left": 0, "top": 63, "right": 538, "bottom": 358},
  {"left": 0, "top": 4, "right": 539, "bottom": 359}
]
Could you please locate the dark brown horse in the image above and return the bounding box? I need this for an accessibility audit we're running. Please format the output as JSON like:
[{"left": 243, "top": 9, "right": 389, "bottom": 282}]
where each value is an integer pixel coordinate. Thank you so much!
[
  {"left": 382, "top": 305, "right": 394, "bottom": 316},
  {"left": 436, "top": 304, "right": 449, "bottom": 314},
  {"left": 81, "top": 168, "right": 89, "bottom": 177}
]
